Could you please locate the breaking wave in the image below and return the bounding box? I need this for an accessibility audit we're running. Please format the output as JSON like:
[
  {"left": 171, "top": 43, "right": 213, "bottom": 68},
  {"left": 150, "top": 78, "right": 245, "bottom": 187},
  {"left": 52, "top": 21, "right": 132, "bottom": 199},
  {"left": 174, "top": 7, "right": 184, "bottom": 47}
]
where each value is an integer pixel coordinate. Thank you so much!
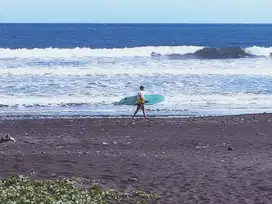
[{"left": 0, "top": 46, "right": 271, "bottom": 59}]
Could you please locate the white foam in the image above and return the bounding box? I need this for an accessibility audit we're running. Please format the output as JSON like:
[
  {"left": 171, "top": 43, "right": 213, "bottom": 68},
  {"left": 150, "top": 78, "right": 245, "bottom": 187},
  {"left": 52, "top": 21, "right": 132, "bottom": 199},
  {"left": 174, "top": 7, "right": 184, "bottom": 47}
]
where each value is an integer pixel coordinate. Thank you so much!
[
  {"left": 0, "top": 95, "right": 118, "bottom": 107},
  {"left": 1, "top": 92, "right": 271, "bottom": 108},
  {"left": 0, "top": 46, "right": 271, "bottom": 59},
  {"left": 0, "top": 58, "right": 271, "bottom": 76},
  {"left": 0, "top": 46, "right": 203, "bottom": 59},
  {"left": 245, "top": 46, "right": 272, "bottom": 57},
  {"left": 166, "top": 93, "right": 272, "bottom": 106}
]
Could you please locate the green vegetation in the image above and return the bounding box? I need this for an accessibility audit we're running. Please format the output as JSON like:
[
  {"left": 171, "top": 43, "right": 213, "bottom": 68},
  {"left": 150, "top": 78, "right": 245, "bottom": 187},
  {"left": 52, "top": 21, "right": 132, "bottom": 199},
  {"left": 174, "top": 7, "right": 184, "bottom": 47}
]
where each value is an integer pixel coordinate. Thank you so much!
[{"left": 0, "top": 175, "right": 160, "bottom": 204}]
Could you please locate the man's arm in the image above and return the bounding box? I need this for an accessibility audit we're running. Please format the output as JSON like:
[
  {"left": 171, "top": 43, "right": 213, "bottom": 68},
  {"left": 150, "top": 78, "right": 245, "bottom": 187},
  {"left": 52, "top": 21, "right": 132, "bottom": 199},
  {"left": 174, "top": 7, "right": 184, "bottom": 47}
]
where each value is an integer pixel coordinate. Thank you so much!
[
  {"left": 139, "top": 92, "right": 144, "bottom": 100},
  {"left": 140, "top": 92, "right": 149, "bottom": 103}
]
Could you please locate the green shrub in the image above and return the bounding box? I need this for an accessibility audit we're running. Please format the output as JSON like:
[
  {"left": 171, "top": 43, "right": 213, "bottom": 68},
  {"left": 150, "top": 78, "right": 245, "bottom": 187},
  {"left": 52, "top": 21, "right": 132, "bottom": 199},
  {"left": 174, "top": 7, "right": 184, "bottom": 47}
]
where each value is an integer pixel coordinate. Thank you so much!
[{"left": 0, "top": 175, "right": 160, "bottom": 204}]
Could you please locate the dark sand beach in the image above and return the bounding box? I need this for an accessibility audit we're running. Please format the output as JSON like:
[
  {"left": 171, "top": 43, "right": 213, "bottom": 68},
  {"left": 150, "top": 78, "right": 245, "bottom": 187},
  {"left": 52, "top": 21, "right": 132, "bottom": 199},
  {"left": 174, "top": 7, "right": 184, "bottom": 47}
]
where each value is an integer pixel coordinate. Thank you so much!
[{"left": 0, "top": 113, "right": 272, "bottom": 203}]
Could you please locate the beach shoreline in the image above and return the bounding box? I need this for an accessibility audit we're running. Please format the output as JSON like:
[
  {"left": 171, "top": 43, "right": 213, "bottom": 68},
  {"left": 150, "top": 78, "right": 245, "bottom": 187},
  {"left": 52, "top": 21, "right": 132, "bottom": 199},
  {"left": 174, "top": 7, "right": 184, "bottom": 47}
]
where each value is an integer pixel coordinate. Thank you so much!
[
  {"left": 0, "top": 111, "right": 270, "bottom": 120},
  {"left": 0, "top": 112, "right": 272, "bottom": 203}
]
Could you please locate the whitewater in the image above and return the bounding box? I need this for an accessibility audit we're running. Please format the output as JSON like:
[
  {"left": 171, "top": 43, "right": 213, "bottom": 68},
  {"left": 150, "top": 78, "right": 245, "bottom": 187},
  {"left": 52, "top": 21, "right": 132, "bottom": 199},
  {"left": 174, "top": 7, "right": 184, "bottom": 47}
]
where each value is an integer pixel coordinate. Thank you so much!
[{"left": 0, "top": 45, "right": 272, "bottom": 118}]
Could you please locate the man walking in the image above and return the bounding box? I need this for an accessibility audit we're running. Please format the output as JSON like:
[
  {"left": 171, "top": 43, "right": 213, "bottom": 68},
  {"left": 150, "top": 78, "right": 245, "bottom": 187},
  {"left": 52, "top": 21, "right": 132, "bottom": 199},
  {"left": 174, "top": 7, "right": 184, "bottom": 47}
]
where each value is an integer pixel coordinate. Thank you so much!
[{"left": 132, "top": 85, "right": 149, "bottom": 120}]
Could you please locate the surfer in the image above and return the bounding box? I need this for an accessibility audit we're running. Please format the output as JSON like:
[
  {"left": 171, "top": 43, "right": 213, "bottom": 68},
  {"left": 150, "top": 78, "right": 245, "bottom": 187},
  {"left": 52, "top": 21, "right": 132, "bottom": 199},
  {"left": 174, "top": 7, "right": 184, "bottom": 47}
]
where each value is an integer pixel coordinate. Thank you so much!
[{"left": 132, "top": 85, "right": 148, "bottom": 120}]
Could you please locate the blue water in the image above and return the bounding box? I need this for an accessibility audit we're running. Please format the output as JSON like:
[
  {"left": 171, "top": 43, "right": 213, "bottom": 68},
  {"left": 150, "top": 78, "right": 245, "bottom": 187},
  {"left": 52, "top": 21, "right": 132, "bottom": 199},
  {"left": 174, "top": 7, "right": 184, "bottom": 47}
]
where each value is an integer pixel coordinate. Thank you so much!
[
  {"left": 0, "top": 23, "right": 272, "bottom": 118},
  {"left": 1, "top": 24, "right": 272, "bottom": 48}
]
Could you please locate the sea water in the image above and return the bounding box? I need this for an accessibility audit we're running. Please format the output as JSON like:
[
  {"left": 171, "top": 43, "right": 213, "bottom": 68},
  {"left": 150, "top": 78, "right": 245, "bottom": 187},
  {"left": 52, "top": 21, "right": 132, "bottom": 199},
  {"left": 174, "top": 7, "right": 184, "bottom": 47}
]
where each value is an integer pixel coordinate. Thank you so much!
[{"left": 0, "top": 24, "right": 271, "bottom": 118}]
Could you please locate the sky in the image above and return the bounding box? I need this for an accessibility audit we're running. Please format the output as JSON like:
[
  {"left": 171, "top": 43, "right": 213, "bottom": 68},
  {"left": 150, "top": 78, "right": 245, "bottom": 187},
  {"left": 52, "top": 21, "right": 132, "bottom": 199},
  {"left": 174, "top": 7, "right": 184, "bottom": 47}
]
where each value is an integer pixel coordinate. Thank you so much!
[{"left": 0, "top": 0, "right": 272, "bottom": 23}]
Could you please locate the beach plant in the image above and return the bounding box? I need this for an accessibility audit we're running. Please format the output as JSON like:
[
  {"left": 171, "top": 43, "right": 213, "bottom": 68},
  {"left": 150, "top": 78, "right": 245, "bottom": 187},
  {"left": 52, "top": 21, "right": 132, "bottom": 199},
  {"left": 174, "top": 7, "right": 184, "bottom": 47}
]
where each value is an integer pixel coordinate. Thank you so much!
[{"left": 0, "top": 175, "right": 160, "bottom": 204}]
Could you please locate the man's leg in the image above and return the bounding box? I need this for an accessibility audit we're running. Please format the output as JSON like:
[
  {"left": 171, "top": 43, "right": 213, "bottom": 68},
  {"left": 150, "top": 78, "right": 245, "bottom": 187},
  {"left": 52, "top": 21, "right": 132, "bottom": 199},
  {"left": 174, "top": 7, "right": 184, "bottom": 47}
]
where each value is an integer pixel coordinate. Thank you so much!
[
  {"left": 141, "top": 105, "right": 148, "bottom": 119},
  {"left": 132, "top": 104, "right": 141, "bottom": 119}
]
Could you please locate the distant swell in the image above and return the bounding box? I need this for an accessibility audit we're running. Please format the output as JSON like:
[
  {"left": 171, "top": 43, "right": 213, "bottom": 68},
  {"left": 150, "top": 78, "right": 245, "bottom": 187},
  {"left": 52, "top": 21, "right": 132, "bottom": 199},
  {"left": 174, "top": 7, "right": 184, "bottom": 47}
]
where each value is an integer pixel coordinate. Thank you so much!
[{"left": 151, "top": 47, "right": 267, "bottom": 59}]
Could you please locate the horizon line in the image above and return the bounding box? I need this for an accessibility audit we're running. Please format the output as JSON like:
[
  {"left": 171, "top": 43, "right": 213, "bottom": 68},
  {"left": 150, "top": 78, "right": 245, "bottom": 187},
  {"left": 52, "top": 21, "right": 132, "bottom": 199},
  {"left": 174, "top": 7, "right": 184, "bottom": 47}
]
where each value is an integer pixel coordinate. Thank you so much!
[{"left": 0, "top": 22, "right": 272, "bottom": 24}]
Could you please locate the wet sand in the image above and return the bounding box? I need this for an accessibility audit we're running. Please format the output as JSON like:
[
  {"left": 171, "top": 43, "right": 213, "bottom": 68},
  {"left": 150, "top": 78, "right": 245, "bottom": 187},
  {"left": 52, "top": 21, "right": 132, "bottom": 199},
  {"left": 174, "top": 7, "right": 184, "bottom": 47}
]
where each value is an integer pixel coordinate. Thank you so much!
[{"left": 0, "top": 113, "right": 272, "bottom": 203}]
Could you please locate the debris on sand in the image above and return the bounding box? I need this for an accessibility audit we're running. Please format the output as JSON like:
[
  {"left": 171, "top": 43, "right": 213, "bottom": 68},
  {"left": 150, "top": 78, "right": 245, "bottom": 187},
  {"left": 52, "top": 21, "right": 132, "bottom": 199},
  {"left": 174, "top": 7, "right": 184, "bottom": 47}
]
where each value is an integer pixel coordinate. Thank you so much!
[
  {"left": 228, "top": 147, "right": 233, "bottom": 151},
  {"left": 122, "top": 177, "right": 138, "bottom": 183},
  {"left": 195, "top": 144, "right": 209, "bottom": 149},
  {"left": 0, "top": 134, "right": 16, "bottom": 143}
]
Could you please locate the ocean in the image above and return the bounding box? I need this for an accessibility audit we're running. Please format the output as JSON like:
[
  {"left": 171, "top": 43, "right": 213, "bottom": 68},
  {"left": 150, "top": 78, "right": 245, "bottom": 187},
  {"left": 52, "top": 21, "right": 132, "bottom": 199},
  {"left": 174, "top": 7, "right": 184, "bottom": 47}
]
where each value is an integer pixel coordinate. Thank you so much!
[{"left": 0, "top": 23, "right": 272, "bottom": 118}]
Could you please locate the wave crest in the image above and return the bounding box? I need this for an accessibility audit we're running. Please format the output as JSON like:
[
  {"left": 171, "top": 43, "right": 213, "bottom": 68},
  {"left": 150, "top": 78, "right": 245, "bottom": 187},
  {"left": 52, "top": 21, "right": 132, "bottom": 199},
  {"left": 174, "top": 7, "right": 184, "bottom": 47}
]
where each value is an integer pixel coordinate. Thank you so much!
[{"left": 0, "top": 45, "right": 271, "bottom": 59}]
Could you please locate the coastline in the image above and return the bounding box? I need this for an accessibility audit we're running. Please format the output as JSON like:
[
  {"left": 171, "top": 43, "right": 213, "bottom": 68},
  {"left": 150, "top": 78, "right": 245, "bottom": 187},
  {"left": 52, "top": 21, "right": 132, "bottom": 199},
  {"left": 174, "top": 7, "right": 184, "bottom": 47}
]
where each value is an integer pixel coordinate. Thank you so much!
[
  {"left": 0, "top": 111, "right": 270, "bottom": 120},
  {"left": 0, "top": 112, "right": 272, "bottom": 203}
]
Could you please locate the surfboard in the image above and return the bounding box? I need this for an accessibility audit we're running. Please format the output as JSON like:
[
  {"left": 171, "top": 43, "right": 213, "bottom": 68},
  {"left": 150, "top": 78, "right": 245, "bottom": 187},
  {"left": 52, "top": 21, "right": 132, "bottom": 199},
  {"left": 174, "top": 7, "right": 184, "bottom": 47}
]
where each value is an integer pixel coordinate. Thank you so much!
[{"left": 117, "top": 94, "right": 165, "bottom": 105}]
